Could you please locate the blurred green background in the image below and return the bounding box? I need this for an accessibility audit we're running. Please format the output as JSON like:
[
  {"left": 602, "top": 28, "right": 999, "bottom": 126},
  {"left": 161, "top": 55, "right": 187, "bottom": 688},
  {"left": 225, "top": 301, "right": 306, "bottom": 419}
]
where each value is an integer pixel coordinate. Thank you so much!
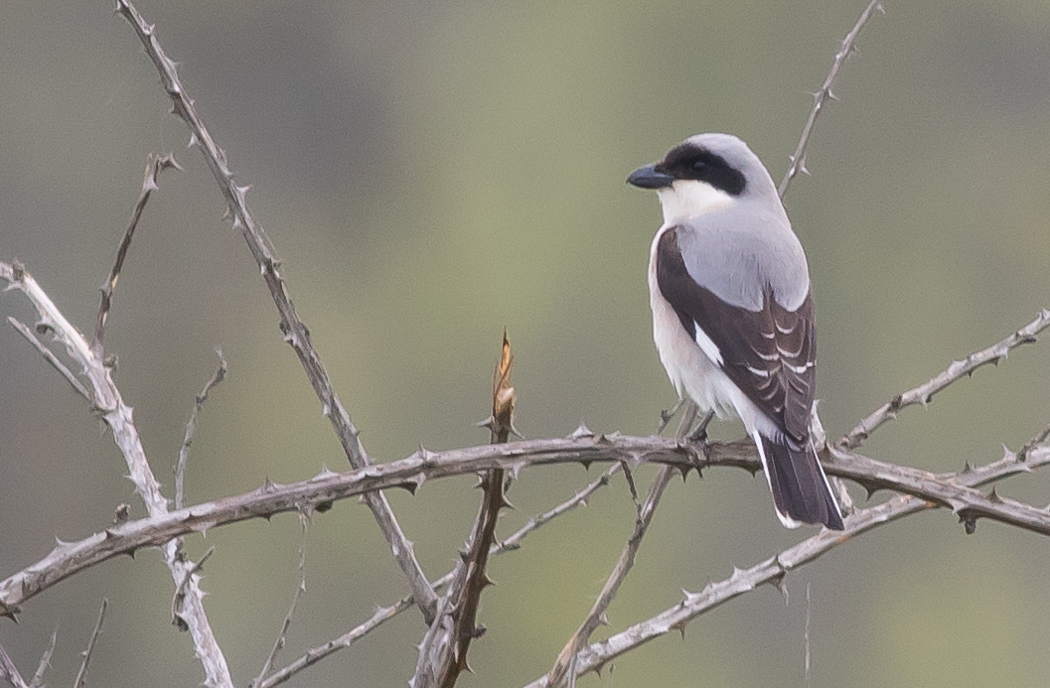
[{"left": 2, "top": 0, "right": 1049, "bottom": 686}]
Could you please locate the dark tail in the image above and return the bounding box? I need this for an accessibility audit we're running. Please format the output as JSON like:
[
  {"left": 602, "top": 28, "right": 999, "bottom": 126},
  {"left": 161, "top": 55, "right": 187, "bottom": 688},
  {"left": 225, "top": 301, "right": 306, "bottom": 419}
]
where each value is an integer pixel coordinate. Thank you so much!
[{"left": 757, "top": 434, "right": 844, "bottom": 530}]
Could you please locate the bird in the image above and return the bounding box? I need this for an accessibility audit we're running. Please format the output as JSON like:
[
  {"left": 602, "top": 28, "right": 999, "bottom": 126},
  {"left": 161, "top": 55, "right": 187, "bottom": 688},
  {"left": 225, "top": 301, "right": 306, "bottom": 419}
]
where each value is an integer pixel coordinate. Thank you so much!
[{"left": 627, "top": 133, "right": 844, "bottom": 530}]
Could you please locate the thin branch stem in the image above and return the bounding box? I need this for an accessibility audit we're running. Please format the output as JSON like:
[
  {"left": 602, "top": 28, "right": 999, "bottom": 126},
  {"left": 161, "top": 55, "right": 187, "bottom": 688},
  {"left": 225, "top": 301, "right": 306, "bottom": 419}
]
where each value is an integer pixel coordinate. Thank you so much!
[
  {"left": 7, "top": 317, "right": 91, "bottom": 402},
  {"left": 778, "top": 0, "right": 884, "bottom": 197},
  {"left": 252, "top": 517, "right": 308, "bottom": 688},
  {"left": 73, "top": 598, "right": 107, "bottom": 688},
  {"left": 0, "top": 640, "right": 30, "bottom": 688},
  {"left": 28, "top": 630, "right": 56, "bottom": 688},
  {"left": 176, "top": 350, "right": 228, "bottom": 509},
  {"left": 839, "top": 308, "right": 1050, "bottom": 449},
  {"left": 112, "top": 0, "right": 437, "bottom": 622},
  {"left": 92, "top": 153, "right": 181, "bottom": 355}
]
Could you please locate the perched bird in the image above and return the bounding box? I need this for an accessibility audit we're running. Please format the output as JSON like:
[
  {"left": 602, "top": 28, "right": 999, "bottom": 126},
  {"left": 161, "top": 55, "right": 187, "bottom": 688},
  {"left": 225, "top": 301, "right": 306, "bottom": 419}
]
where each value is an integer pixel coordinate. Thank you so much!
[{"left": 627, "top": 133, "right": 843, "bottom": 530}]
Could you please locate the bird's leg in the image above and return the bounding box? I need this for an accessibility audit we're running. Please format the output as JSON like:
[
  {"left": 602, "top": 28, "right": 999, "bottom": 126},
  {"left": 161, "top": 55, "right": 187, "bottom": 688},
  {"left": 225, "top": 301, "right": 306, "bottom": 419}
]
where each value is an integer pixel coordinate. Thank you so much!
[{"left": 688, "top": 410, "right": 716, "bottom": 444}]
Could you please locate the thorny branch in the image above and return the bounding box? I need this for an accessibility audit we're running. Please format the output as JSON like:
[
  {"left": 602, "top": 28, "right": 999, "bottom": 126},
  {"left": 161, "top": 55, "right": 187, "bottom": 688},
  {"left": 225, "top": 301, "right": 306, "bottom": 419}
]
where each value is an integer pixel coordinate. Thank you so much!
[
  {"left": 5, "top": 419, "right": 1050, "bottom": 617},
  {"left": 778, "top": 0, "right": 884, "bottom": 197},
  {"left": 521, "top": 435, "right": 1050, "bottom": 687},
  {"left": 176, "top": 350, "right": 228, "bottom": 510},
  {"left": 112, "top": 0, "right": 438, "bottom": 623},
  {"left": 413, "top": 333, "right": 517, "bottom": 688},
  {"left": 73, "top": 599, "right": 107, "bottom": 688},
  {"left": 92, "top": 152, "right": 181, "bottom": 356},
  {"left": 1, "top": 260, "right": 233, "bottom": 685},
  {"left": 839, "top": 308, "right": 1050, "bottom": 450}
]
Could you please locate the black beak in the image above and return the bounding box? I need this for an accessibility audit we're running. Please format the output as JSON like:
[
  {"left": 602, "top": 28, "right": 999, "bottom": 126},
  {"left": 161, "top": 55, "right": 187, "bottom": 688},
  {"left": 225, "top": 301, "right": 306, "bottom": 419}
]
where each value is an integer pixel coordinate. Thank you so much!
[{"left": 626, "top": 163, "right": 675, "bottom": 189}]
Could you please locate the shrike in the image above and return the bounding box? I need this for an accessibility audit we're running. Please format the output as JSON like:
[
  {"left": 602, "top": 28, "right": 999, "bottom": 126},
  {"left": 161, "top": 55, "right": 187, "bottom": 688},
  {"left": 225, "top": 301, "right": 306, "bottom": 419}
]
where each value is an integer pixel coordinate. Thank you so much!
[{"left": 628, "top": 133, "right": 843, "bottom": 530}]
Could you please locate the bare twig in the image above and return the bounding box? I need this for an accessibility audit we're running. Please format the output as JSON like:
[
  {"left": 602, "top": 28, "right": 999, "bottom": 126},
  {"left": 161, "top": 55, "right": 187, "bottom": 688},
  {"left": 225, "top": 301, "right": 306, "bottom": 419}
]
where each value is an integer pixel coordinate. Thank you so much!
[
  {"left": 839, "top": 309, "right": 1050, "bottom": 450},
  {"left": 546, "top": 404, "right": 696, "bottom": 687},
  {"left": 176, "top": 350, "right": 228, "bottom": 509},
  {"left": 92, "top": 152, "right": 181, "bottom": 355},
  {"left": 521, "top": 438, "right": 1045, "bottom": 687},
  {"left": 255, "top": 603, "right": 404, "bottom": 688},
  {"left": 497, "top": 463, "right": 622, "bottom": 554},
  {"left": 28, "top": 630, "right": 56, "bottom": 688},
  {"left": 73, "top": 599, "right": 107, "bottom": 688},
  {"left": 0, "top": 260, "right": 234, "bottom": 687},
  {"left": 251, "top": 516, "right": 308, "bottom": 688},
  {"left": 7, "top": 317, "right": 91, "bottom": 402},
  {"left": 112, "top": 0, "right": 438, "bottom": 622},
  {"left": 778, "top": 0, "right": 884, "bottom": 197},
  {"left": 0, "top": 640, "right": 30, "bottom": 688}
]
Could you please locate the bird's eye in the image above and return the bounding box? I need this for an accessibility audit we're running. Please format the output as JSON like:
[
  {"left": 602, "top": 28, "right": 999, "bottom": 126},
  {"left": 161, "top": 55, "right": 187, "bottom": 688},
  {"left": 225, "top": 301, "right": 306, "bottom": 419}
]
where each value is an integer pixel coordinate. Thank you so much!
[{"left": 691, "top": 159, "right": 707, "bottom": 172}]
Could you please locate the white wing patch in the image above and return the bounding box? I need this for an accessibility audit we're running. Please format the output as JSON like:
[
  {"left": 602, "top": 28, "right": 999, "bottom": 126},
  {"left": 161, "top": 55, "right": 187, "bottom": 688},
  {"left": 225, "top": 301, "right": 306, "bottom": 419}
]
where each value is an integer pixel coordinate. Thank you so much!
[{"left": 693, "top": 322, "right": 724, "bottom": 366}]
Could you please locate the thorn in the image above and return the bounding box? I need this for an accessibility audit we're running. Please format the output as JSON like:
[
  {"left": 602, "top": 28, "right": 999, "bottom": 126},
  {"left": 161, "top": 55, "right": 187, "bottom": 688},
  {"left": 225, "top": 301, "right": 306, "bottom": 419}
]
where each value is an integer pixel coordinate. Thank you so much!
[
  {"left": 475, "top": 415, "right": 496, "bottom": 430},
  {"left": 580, "top": 459, "right": 593, "bottom": 470},
  {"left": 769, "top": 571, "right": 787, "bottom": 595},
  {"left": 960, "top": 513, "right": 977, "bottom": 535},
  {"left": 313, "top": 463, "right": 337, "bottom": 480},
  {"left": 570, "top": 422, "right": 594, "bottom": 440},
  {"left": 988, "top": 486, "right": 1003, "bottom": 503},
  {"left": 827, "top": 89, "right": 840, "bottom": 101}
]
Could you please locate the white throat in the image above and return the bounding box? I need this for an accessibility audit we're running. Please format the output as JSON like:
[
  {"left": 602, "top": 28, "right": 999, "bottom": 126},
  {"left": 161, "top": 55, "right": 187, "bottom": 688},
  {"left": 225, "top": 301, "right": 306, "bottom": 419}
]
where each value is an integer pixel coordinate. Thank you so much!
[{"left": 656, "top": 179, "right": 735, "bottom": 225}]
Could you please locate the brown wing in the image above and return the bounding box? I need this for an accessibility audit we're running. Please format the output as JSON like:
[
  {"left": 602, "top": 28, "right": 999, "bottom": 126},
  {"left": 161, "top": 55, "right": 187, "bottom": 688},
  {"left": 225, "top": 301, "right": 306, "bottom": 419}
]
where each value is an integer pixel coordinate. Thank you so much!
[{"left": 655, "top": 227, "right": 816, "bottom": 443}]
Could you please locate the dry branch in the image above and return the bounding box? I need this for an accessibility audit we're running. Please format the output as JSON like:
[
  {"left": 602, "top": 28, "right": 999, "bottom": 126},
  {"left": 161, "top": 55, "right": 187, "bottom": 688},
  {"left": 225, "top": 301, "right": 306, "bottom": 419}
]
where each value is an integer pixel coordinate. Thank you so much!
[
  {"left": 92, "top": 152, "right": 180, "bottom": 355},
  {"left": 414, "top": 332, "right": 515, "bottom": 687},
  {"left": 111, "top": 0, "right": 438, "bottom": 622},
  {"left": 176, "top": 350, "right": 228, "bottom": 510},
  {"left": 521, "top": 438, "right": 1050, "bottom": 687},
  {"left": 73, "top": 599, "right": 107, "bottom": 688},
  {"left": 27, "top": 630, "right": 55, "bottom": 688},
  {"left": 6, "top": 432, "right": 1050, "bottom": 617},
  {"left": 778, "top": 0, "right": 884, "bottom": 196},
  {"left": 839, "top": 308, "right": 1050, "bottom": 449},
  {"left": 0, "top": 260, "right": 233, "bottom": 688}
]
